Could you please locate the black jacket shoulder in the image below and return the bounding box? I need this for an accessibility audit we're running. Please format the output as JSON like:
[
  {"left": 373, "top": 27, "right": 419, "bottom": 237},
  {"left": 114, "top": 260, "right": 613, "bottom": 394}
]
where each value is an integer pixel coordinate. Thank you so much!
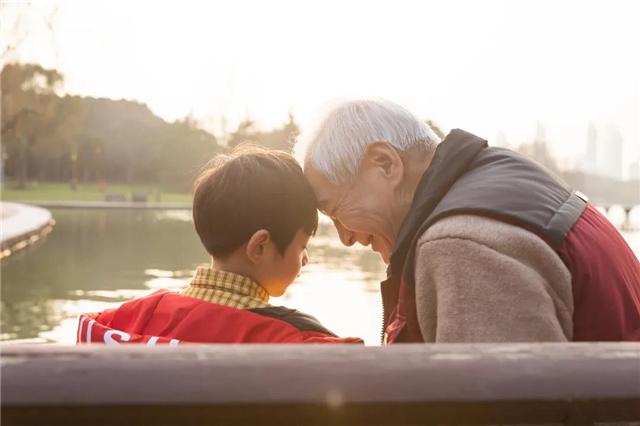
[{"left": 247, "top": 306, "right": 338, "bottom": 337}]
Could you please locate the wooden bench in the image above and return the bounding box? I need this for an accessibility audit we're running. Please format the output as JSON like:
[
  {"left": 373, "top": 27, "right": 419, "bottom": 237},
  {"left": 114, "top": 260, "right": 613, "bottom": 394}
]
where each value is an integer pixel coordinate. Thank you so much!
[{"left": 2, "top": 343, "right": 639, "bottom": 425}]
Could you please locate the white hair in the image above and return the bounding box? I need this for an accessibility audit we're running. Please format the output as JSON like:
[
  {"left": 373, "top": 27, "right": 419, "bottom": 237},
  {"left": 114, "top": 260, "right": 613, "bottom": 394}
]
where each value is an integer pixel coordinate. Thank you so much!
[{"left": 295, "top": 98, "right": 441, "bottom": 185}]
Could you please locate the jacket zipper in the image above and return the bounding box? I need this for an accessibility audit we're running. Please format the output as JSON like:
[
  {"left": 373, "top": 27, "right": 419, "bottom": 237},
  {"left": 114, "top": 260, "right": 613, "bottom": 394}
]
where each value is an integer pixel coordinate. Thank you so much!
[
  {"left": 380, "top": 266, "right": 391, "bottom": 345},
  {"left": 380, "top": 293, "right": 387, "bottom": 345}
]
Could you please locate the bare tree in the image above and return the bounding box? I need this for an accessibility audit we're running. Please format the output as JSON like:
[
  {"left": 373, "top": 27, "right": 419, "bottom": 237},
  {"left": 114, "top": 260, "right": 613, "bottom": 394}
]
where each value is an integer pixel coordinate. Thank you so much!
[{"left": 1, "top": 2, "right": 59, "bottom": 64}]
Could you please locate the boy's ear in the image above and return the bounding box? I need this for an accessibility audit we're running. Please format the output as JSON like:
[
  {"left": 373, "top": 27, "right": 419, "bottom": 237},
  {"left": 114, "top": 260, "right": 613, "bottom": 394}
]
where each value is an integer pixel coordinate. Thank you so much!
[{"left": 246, "top": 229, "right": 271, "bottom": 264}]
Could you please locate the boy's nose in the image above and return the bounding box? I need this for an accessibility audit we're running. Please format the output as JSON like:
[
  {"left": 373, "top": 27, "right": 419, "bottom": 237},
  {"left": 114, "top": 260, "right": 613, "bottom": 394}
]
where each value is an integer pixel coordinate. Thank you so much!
[{"left": 302, "top": 253, "right": 309, "bottom": 267}]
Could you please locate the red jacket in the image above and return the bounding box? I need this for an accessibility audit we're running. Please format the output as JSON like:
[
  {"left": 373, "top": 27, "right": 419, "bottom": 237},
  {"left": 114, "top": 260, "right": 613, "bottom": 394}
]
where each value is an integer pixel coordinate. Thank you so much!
[{"left": 77, "top": 290, "right": 363, "bottom": 344}]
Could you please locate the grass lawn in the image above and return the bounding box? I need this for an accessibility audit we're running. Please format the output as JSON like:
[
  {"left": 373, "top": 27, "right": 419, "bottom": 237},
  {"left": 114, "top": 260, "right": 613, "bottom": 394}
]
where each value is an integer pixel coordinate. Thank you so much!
[{"left": 1, "top": 181, "right": 192, "bottom": 204}]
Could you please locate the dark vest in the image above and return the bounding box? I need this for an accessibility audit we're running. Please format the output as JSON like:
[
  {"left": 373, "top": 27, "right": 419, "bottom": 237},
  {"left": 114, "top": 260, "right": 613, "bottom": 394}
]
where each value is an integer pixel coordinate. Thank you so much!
[{"left": 382, "top": 129, "right": 640, "bottom": 343}]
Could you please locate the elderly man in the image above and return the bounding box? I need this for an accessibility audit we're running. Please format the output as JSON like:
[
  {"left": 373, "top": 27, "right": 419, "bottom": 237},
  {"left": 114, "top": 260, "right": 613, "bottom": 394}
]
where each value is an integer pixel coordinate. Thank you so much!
[{"left": 296, "top": 99, "right": 640, "bottom": 344}]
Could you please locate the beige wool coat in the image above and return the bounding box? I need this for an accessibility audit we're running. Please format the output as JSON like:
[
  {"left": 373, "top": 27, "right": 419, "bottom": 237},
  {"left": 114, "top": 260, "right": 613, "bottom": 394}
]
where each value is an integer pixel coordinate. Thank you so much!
[{"left": 413, "top": 214, "right": 574, "bottom": 342}]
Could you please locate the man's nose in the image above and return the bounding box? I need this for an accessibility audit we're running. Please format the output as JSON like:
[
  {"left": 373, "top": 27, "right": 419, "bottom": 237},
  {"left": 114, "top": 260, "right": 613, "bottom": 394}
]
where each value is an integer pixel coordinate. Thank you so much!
[{"left": 333, "top": 219, "right": 356, "bottom": 247}]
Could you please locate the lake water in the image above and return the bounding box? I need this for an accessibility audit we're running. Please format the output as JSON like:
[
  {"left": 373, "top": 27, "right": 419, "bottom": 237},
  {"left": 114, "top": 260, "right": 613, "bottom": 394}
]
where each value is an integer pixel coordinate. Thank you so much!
[{"left": 1, "top": 208, "right": 639, "bottom": 346}]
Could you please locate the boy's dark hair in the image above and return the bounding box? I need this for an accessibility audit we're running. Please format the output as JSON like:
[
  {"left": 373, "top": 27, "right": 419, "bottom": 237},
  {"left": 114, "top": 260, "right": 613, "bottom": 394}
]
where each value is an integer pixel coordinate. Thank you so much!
[{"left": 193, "top": 145, "right": 318, "bottom": 257}]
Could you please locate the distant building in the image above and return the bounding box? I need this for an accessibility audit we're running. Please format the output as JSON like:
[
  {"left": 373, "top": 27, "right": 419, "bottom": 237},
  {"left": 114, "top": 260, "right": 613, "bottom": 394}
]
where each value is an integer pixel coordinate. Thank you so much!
[
  {"left": 629, "top": 160, "right": 640, "bottom": 181},
  {"left": 582, "top": 122, "right": 625, "bottom": 180},
  {"left": 601, "top": 124, "right": 624, "bottom": 180},
  {"left": 533, "top": 122, "right": 546, "bottom": 163},
  {"left": 514, "top": 122, "right": 557, "bottom": 171},
  {"left": 531, "top": 122, "right": 555, "bottom": 170},
  {"left": 586, "top": 121, "right": 598, "bottom": 174}
]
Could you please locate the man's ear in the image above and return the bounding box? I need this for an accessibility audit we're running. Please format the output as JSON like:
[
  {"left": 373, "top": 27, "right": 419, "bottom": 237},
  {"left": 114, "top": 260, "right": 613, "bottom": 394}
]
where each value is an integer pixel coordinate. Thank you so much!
[
  {"left": 364, "top": 141, "right": 404, "bottom": 186},
  {"left": 246, "top": 229, "right": 271, "bottom": 264}
]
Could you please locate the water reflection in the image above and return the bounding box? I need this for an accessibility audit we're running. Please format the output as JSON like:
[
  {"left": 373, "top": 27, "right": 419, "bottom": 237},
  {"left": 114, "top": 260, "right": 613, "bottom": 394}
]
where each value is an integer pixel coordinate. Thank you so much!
[{"left": 1, "top": 209, "right": 387, "bottom": 345}]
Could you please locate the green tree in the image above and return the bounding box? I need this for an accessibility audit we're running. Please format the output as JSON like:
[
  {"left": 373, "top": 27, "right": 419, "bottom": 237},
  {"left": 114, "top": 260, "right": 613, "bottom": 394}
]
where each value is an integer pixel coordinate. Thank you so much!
[
  {"left": 2, "top": 63, "right": 221, "bottom": 192},
  {"left": 227, "top": 111, "right": 300, "bottom": 153},
  {"left": 1, "top": 63, "right": 71, "bottom": 188}
]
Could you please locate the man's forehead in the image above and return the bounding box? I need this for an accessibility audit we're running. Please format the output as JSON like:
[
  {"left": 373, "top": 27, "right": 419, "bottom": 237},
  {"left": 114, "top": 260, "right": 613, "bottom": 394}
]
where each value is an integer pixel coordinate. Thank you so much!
[{"left": 304, "top": 166, "right": 340, "bottom": 211}]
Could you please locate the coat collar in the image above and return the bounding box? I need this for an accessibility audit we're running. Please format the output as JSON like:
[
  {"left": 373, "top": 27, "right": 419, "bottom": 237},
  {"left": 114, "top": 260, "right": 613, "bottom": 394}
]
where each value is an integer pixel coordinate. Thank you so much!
[{"left": 389, "top": 129, "right": 488, "bottom": 276}]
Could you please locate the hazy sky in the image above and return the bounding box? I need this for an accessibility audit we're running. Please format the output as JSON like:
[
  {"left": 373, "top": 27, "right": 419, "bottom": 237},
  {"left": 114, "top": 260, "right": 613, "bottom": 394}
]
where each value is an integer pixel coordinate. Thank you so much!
[{"left": 2, "top": 0, "right": 639, "bottom": 175}]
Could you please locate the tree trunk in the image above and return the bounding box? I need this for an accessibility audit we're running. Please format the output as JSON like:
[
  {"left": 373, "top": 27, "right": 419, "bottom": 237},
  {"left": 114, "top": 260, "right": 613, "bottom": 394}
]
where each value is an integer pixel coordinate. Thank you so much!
[
  {"left": 70, "top": 154, "right": 77, "bottom": 191},
  {"left": 17, "top": 135, "right": 28, "bottom": 189}
]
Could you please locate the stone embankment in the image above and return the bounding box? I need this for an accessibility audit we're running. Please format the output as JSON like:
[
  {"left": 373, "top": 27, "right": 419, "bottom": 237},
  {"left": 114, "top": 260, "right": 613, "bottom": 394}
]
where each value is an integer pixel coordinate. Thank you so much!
[{"left": 0, "top": 202, "right": 55, "bottom": 259}]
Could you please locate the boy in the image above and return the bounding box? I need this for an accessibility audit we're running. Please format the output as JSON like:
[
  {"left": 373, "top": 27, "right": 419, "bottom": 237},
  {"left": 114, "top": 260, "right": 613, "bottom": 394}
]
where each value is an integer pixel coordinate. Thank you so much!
[{"left": 77, "top": 146, "right": 362, "bottom": 344}]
